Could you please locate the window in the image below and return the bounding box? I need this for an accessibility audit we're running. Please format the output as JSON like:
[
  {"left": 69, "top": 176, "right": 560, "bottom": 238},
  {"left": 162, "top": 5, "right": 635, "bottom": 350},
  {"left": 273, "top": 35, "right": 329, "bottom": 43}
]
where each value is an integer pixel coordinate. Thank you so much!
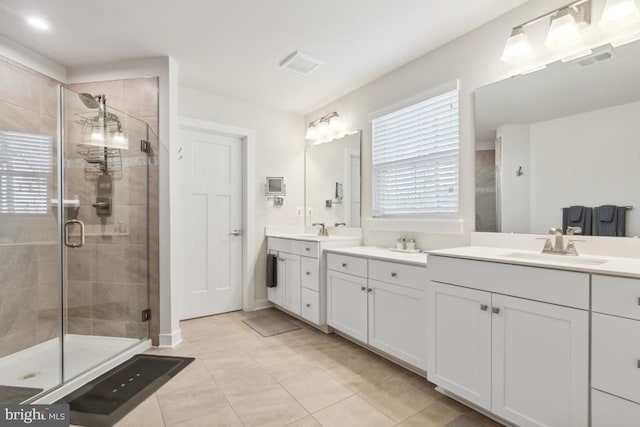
[
  {"left": 0, "top": 131, "right": 53, "bottom": 214},
  {"left": 372, "top": 88, "right": 459, "bottom": 218}
]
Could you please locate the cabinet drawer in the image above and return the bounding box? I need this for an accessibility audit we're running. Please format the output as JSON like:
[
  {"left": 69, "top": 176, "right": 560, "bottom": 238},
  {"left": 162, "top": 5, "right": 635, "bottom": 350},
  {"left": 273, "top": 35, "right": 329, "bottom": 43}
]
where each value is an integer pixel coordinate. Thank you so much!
[
  {"left": 301, "top": 256, "right": 320, "bottom": 291},
  {"left": 327, "top": 253, "right": 367, "bottom": 278},
  {"left": 268, "top": 237, "right": 301, "bottom": 255},
  {"left": 369, "top": 259, "right": 427, "bottom": 291},
  {"left": 593, "top": 275, "right": 640, "bottom": 320},
  {"left": 592, "top": 313, "right": 640, "bottom": 404},
  {"left": 592, "top": 389, "right": 640, "bottom": 427},
  {"left": 299, "top": 241, "right": 320, "bottom": 258},
  {"left": 428, "top": 255, "right": 589, "bottom": 309},
  {"left": 301, "top": 287, "right": 320, "bottom": 325}
]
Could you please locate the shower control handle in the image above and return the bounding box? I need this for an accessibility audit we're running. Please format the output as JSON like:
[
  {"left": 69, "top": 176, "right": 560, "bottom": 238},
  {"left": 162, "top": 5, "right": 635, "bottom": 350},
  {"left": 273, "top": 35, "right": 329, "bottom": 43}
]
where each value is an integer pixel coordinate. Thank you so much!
[{"left": 64, "top": 219, "right": 85, "bottom": 248}]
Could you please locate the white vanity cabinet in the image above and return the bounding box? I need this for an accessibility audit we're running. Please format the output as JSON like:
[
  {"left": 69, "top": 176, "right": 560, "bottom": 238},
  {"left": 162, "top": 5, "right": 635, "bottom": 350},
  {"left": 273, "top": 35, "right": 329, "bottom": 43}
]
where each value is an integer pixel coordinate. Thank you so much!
[
  {"left": 591, "top": 275, "right": 640, "bottom": 425},
  {"left": 326, "top": 252, "right": 428, "bottom": 371},
  {"left": 268, "top": 238, "right": 304, "bottom": 315},
  {"left": 267, "top": 236, "right": 361, "bottom": 326},
  {"left": 427, "top": 255, "right": 589, "bottom": 427}
]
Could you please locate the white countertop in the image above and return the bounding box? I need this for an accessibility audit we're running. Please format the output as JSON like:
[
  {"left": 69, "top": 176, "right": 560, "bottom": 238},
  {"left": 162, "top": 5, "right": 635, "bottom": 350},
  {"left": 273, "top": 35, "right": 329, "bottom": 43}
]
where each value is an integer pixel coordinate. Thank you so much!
[
  {"left": 429, "top": 246, "right": 640, "bottom": 279},
  {"left": 266, "top": 233, "right": 361, "bottom": 243},
  {"left": 325, "top": 246, "right": 428, "bottom": 267}
]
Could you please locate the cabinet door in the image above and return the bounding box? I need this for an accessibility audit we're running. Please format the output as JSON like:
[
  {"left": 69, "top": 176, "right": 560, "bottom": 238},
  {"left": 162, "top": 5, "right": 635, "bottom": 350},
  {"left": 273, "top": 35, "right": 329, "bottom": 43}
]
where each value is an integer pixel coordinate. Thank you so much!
[
  {"left": 327, "top": 270, "right": 368, "bottom": 342},
  {"left": 491, "top": 294, "right": 588, "bottom": 427},
  {"left": 281, "top": 252, "right": 301, "bottom": 315},
  {"left": 426, "top": 281, "right": 492, "bottom": 410},
  {"left": 267, "top": 253, "right": 284, "bottom": 306},
  {"left": 368, "top": 279, "right": 427, "bottom": 370}
]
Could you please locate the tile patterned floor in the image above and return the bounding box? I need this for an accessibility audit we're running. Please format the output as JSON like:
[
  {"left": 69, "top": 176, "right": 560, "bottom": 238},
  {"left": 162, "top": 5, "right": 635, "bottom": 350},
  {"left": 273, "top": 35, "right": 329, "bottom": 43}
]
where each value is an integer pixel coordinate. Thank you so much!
[{"left": 111, "top": 309, "right": 501, "bottom": 427}]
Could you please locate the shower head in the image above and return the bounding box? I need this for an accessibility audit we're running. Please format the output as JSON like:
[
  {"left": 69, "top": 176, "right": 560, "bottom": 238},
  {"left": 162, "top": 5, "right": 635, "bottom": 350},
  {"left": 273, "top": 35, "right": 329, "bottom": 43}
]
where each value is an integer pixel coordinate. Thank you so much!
[{"left": 78, "top": 93, "right": 100, "bottom": 109}]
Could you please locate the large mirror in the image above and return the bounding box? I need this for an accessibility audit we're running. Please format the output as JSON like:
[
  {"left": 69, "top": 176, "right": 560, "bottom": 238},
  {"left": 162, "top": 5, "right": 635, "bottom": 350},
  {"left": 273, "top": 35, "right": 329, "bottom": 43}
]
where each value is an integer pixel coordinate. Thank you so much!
[
  {"left": 475, "top": 39, "right": 640, "bottom": 237},
  {"left": 305, "top": 131, "right": 361, "bottom": 227}
]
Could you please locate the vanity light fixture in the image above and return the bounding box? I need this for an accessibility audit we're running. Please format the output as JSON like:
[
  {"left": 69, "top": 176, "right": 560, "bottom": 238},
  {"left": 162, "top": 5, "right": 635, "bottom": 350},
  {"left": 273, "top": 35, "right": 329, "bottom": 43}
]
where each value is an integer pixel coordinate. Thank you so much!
[
  {"left": 501, "top": 27, "right": 534, "bottom": 64},
  {"left": 501, "top": 0, "right": 591, "bottom": 63},
  {"left": 305, "top": 112, "right": 346, "bottom": 142},
  {"left": 599, "top": 0, "right": 640, "bottom": 32}
]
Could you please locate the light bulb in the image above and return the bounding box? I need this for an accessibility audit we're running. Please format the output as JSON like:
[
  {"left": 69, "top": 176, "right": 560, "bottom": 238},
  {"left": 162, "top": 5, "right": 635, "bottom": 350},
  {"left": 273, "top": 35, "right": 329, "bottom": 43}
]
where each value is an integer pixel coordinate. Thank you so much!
[
  {"left": 305, "top": 125, "right": 318, "bottom": 140},
  {"left": 545, "top": 9, "right": 582, "bottom": 50},
  {"left": 318, "top": 120, "right": 330, "bottom": 136},
  {"left": 89, "top": 128, "right": 105, "bottom": 144},
  {"left": 600, "top": 0, "right": 640, "bottom": 31},
  {"left": 501, "top": 27, "right": 534, "bottom": 64}
]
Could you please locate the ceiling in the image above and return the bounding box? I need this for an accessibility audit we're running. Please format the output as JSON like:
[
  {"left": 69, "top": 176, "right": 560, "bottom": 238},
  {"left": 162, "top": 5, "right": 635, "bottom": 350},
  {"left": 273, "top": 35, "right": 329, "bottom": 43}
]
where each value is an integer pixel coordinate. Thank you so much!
[
  {"left": 0, "top": 0, "right": 526, "bottom": 114},
  {"left": 475, "top": 40, "right": 640, "bottom": 142}
]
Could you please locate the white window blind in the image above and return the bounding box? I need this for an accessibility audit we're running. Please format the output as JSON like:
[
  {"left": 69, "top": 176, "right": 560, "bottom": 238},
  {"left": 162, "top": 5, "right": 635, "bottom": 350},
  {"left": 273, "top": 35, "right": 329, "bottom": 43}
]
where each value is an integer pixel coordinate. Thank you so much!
[
  {"left": 0, "top": 130, "right": 53, "bottom": 214},
  {"left": 372, "top": 88, "right": 459, "bottom": 217}
]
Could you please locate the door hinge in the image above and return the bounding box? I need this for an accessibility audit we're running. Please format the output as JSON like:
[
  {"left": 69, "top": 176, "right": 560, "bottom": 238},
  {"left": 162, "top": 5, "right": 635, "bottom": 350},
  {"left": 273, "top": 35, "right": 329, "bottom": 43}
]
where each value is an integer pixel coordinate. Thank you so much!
[
  {"left": 140, "top": 140, "right": 150, "bottom": 153},
  {"left": 141, "top": 309, "right": 151, "bottom": 322}
]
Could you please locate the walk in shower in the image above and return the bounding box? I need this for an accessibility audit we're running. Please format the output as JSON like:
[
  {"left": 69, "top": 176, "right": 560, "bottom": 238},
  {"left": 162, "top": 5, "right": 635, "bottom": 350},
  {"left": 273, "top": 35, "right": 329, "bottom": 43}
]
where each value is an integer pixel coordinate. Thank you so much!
[{"left": 0, "top": 60, "right": 157, "bottom": 404}]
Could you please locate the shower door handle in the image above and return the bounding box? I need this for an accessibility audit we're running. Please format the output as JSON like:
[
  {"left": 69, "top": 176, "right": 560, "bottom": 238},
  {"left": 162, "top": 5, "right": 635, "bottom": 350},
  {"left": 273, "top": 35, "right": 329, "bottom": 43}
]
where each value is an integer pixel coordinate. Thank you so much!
[{"left": 64, "top": 219, "right": 85, "bottom": 248}]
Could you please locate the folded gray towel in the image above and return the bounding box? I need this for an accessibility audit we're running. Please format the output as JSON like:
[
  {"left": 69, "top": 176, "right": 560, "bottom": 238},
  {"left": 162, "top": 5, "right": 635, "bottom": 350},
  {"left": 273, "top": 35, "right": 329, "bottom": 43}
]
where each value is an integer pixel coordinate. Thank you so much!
[
  {"left": 594, "top": 205, "right": 626, "bottom": 237},
  {"left": 598, "top": 205, "right": 616, "bottom": 223},
  {"left": 569, "top": 206, "right": 583, "bottom": 222},
  {"left": 562, "top": 206, "right": 592, "bottom": 235}
]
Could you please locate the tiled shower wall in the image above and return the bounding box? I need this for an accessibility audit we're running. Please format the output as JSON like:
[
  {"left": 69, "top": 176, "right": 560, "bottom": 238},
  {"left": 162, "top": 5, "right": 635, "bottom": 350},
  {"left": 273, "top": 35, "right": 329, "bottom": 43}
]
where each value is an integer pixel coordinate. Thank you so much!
[
  {"left": 475, "top": 149, "right": 497, "bottom": 232},
  {"left": 0, "top": 56, "right": 61, "bottom": 358},
  {"left": 66, "top": 78, "right": 160, "bottom": 344}
]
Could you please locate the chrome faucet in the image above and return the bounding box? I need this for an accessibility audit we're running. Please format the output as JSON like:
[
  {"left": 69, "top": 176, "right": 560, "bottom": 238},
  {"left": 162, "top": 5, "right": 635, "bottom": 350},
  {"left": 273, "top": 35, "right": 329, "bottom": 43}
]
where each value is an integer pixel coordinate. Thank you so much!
[
  {"left": 312, "top": 223, "right": 329, "bottom": 236},
  {"left": 540, "top": 227, "right": 582, "bottom": 256},
  {"left": 334, "top": 222, "right": 346, "bottom": 227}
]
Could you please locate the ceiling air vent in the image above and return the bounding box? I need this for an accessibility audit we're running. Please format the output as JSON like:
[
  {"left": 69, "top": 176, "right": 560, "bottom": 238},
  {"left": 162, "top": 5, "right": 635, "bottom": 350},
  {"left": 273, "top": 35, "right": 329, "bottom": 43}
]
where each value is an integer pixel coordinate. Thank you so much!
[
  {"left": 572, "top": 48, "right": 616, "bottom": 68},
  {"left": 279, "top": 51, "right": 323, "bottom": 75}
]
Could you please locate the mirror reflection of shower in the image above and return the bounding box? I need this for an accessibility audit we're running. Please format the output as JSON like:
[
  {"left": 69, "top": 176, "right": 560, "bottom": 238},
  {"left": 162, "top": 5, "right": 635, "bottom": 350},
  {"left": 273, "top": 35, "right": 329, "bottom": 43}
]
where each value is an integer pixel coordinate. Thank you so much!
[{"left": 76, "top": 93, "right": 130, "bottom": 221}]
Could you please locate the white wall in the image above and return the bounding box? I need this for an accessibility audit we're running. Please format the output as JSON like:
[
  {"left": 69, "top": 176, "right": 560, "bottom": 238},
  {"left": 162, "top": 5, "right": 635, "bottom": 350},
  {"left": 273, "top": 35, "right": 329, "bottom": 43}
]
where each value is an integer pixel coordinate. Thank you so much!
[
  {"left": 179, "top": 87, "right": 305, "bottom": 305},
  {"left": 498, "top": 125, "right": 530, "bottom": 233},
  {"left": 529, "top": 101, "right": 640, "bottom": 236},
  {"left": 304, "top": 0, "right": 606, "bottom": 251}
]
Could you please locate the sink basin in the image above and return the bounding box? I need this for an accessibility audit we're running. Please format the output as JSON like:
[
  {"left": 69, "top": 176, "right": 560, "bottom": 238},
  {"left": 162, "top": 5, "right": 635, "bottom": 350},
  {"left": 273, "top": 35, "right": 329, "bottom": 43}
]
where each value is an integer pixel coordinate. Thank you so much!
[{"left": 503, "top": 252, "right": 609, "bottom": 265}]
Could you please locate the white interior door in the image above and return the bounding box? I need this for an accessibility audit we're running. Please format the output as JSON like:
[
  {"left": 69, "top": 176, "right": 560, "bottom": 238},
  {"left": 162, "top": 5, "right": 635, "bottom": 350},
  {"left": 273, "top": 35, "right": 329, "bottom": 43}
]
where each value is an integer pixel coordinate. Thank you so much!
[{"left": 180, "top": 128, "right": 243, "bottom": 319}]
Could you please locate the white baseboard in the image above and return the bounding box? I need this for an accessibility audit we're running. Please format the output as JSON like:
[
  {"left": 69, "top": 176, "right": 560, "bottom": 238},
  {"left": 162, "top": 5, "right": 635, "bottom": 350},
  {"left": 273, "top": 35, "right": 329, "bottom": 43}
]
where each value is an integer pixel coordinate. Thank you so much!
[
  {"left": 251, "top": 299, "right": 273, "bottom": 311},
  {"left": 33, "top": 339, "right": 151, "bottom": 404},
  {"left": 158, "top": 328, "right": 182, "bottom": 348}
]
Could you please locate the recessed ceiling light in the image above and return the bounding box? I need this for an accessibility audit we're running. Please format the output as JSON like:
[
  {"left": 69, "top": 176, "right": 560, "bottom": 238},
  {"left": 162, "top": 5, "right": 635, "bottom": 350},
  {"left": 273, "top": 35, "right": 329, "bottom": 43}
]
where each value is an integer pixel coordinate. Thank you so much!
[{"left": 26, "top": 16, "right": 50, "bottom": 31}]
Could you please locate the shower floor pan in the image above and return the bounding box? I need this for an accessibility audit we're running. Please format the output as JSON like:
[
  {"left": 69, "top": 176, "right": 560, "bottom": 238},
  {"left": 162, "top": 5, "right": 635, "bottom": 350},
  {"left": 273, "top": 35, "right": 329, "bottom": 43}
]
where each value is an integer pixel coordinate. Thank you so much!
[{"left": 0, "top": 334, "right": 139, "bottom": 401}]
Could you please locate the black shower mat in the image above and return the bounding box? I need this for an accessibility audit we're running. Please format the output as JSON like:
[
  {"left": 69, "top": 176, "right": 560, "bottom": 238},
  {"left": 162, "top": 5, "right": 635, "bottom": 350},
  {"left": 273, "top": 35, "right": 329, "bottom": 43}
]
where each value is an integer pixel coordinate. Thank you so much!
[{"left": 58, "top": 354, "right": 194, "bottom": 427}]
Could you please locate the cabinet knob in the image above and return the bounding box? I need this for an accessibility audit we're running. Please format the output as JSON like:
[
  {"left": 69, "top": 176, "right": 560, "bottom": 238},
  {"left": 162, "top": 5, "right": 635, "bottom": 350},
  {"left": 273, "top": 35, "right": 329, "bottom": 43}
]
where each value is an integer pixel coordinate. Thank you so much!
[
  {"left": 391, "top": 272, "right": 397, "bottom": 277},
  {"left": 305, "top": 247, "right": 310, "bottom": 251},
  {"left": 637, "top": 297, "right": 640, "bottom": 306},
  {"left": 367, "top": 288, "right": 373, "bottom": 293},
  {"left": 342, "top": 263, "right": 347, "bottom": 267},
  {"left": 360, "top": 286, "right": 366, "bottom": 291},
  {"left": 492, "top": 307, "right": 500, "bottom": 314},
  {"left": 306, "top": 303, "right": 311, "bottom": 308},
  {"left": 480, "top": 304, "right": 488, "bottom": 311},
  {"left": 306, "top": 272, "right": 311, "bottom": 276}
]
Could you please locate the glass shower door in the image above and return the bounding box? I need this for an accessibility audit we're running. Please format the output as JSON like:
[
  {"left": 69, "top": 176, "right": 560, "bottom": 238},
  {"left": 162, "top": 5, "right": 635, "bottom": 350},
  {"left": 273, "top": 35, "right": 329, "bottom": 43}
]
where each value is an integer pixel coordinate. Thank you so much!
[{"left": 61, "top": 87, "right": 149, "bottom": 381}]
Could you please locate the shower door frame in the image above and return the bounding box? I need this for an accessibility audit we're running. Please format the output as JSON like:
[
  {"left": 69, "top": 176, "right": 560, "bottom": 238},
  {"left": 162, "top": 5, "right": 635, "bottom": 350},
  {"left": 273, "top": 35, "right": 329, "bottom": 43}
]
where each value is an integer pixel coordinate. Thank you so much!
[{"left": 28, "top": 85, "right": 152, "bottom": 404}]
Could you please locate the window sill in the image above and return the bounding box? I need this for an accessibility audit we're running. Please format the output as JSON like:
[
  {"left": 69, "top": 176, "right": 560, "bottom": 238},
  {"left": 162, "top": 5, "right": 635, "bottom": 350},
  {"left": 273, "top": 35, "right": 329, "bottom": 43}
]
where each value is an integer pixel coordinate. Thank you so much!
[{"left": 364, "top": 217, "right": 464, "bottom": 235}]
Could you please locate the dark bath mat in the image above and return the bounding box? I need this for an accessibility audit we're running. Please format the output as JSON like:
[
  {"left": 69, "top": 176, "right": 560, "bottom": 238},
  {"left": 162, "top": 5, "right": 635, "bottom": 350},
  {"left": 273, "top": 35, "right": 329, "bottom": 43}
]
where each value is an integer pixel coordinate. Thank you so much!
[
  {"left": 243, "top": 313, "right": 301, "bottom": 337},
  {"left": 0, "top": 385, "right": 43, "bottom": 404},
  {"left": 58, "top": 354, "right": 193, "bottom": 427}
]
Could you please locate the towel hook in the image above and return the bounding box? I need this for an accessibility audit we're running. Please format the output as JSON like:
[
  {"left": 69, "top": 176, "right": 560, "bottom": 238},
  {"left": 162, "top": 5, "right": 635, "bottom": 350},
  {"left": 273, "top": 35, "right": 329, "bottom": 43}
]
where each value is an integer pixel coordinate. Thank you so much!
[{"left": 516, "top": 166, "right": 523, "bottom": 177}]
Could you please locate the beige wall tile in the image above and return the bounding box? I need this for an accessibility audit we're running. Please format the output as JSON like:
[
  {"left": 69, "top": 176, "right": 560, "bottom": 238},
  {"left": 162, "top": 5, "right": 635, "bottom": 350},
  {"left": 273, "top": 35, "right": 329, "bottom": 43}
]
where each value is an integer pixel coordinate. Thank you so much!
[{"left": 123, "top": 78, "right": 158, "bottom": 118}]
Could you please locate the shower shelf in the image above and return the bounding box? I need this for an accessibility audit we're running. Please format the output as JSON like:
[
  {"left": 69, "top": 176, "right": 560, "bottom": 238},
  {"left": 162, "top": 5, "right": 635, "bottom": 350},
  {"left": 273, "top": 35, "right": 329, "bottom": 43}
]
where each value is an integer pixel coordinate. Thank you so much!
[
  {"left": 68, "top": 224, "right": 130, "bottom": 238},
  {"left": 77, "top": 146, "right": 123, "bottom": 178}
]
